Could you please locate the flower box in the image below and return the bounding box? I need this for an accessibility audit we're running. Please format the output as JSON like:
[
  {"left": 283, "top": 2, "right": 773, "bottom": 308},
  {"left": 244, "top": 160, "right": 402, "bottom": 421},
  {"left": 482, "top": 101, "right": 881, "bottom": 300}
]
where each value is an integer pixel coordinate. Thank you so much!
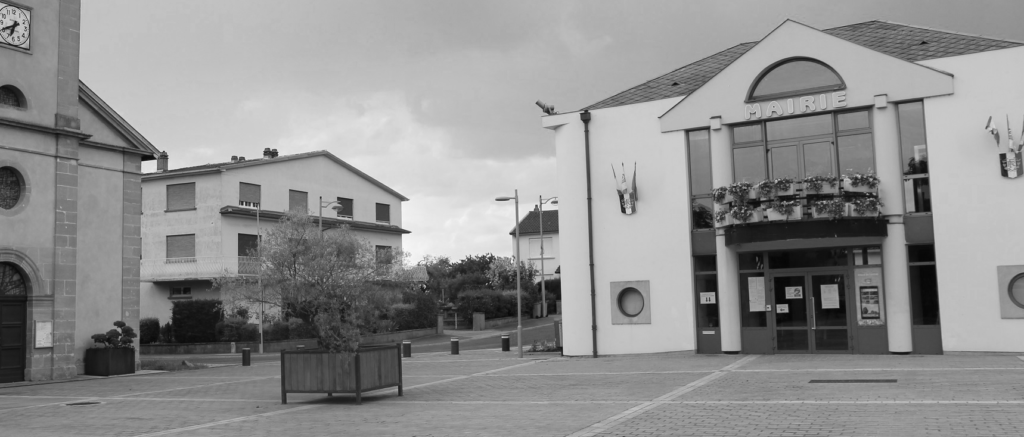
[
  {"left": 280, "top": 344, "right": 403, "bottom": 405},
  {"left": 774, "top": 183, "right": 799, "bottom": 197},
  {"left": 811, "top": 205, "right": 847, "bottom": 219},
  {"left": 767, "top": 206, "right": 803, "bottom": 221},
  {"left": 732, "top": 207, "right": 764, "bottom": 224},
  {"left": 843, "top": 179, "right": 877, "bottom": 193},
  {"left": 85, "top": 348, "right": 136, "bottom": 376},
  {"left": 846, "top": 202, "right": 880, "bottom": 217}
]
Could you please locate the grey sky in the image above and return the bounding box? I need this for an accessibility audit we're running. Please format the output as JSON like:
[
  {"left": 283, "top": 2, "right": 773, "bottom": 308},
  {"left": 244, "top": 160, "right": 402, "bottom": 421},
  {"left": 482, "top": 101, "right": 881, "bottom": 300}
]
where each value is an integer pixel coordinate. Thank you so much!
[{"left": 80, "top": 0, "right": 1024, "bottom": 262}]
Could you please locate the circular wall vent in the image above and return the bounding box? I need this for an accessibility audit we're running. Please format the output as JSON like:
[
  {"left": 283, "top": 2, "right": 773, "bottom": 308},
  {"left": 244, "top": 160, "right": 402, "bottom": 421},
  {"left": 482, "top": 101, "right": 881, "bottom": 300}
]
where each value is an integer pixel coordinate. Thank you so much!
[{"left": 617, "top": 287, "right": 645, "bottom": 317}]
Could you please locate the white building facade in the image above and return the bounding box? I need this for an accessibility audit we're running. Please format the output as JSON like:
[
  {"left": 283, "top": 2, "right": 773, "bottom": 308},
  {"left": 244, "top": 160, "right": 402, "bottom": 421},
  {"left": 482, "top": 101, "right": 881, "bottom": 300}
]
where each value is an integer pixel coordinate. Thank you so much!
[
  {"left": 511, "top": 208, "right": 561, "bottom": 283},
  {"left": 140, "top": 149, "right": 409, "bottom": 322},
  {"left": 545, "top": 20, "right": 1024, "bottom": 356}
]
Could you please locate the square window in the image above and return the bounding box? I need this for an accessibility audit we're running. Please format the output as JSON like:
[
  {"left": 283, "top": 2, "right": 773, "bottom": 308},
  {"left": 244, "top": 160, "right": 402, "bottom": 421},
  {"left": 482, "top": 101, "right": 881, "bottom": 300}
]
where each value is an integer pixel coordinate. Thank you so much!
[
  {"left": 336, "top": 197, "right": 353, "bottom": 219},
  {"left": 166, "top": 183, "right": 195, "bottom": 211},
  {"left": 239, "top": 183, "right": 261, "bottom": 208},
  {"left": 376, "top": 203, "right": 390, "bottom": 224},
  {"left": 289, "top": 190, "right": 308, "bottom": 214}
]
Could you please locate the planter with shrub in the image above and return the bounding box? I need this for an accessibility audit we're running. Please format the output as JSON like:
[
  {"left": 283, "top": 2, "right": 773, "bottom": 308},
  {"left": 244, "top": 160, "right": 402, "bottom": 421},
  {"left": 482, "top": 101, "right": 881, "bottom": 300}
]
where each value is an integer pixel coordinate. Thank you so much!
[
  {"left": 842, "top": 172, "right": 880, "bottom": 193},
  {"left": 730, "top": 204, "right": 763, "bottom": 224},
  {"left": 811, "top": 198, "right": 847, "bottom": 219},
  {"left": 85, "top": 321, "right": 137, "bottom": 376},
  {"left": 766, "top": 200, "right": 802, "bottom": 221},
  {"left": 848, "top": 196, "right": 884, "bottom": 217},
  {"left": 802, "top": 175, "right": 840, "bottom": 195}
]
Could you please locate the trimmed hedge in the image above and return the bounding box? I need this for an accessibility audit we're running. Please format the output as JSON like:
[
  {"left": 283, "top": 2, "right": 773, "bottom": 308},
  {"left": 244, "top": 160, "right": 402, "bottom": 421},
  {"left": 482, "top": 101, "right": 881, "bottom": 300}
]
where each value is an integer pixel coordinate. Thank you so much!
[
  {"left": 456, "top": 288, "right": 538, "bottom": 321},
  {"left": 140, "top": 317, "right": 160, "bottom": 344},
  {"left": 171, "top": 299, "right": 222, "bottom": 343}
]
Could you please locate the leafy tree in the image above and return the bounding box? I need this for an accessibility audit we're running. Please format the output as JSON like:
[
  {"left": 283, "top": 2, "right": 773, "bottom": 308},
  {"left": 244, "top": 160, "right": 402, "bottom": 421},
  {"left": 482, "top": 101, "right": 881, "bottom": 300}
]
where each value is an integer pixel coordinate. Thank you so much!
[
  {"left": 487, "top": 256, "right": 538, "bottom": 290},
  {"left": 90, "top": 321, "right": 137, "bottom": 348},
  {"left": 218, "top": 212, "right": 407, "bottom": 354}
]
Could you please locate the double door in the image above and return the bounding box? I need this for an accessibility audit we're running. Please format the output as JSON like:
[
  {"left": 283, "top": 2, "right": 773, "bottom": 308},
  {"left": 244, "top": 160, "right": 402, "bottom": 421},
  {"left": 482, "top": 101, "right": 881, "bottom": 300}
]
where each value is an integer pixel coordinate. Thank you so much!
[{"left": 771, "top": 271, "right": 850, "bottom": 353}]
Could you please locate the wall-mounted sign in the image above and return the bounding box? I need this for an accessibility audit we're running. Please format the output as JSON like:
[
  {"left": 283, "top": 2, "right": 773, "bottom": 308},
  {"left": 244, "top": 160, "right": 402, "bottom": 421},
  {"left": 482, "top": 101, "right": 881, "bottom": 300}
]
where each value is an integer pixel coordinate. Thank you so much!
[
  {"left": 34, "top": 321, "right": 52, "bottom": 348},
  {"left": 785, "top": 286, "right": 803, "bottom": 299},
  {"left": 859, "top": 286, "right": 881, "bottom": 320},
  {"left": 700, "top": 292, "right": 716, "bottom": 304},
  {"left": 744, "top": 91, "right": 848, "bottom": 120},
  {"left": 776, "top": 304, "right": 789, "bottom": 314},
  {"left": 611, "top": 163, "right": 638, "bottom": 215}
]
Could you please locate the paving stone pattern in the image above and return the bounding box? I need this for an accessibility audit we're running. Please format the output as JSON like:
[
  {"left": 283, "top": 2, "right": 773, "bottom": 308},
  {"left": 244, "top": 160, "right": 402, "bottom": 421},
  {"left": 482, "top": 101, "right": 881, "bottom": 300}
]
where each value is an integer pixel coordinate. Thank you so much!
[{"left": 2, "top": 351, "right": 1024, "bottom": 436}]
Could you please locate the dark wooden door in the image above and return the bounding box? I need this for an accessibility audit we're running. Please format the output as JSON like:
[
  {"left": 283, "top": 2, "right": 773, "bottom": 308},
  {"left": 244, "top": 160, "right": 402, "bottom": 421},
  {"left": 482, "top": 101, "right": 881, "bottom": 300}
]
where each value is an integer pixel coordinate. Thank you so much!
[{"left": 0, "top": 299, "right": 26, "bottom": 383}]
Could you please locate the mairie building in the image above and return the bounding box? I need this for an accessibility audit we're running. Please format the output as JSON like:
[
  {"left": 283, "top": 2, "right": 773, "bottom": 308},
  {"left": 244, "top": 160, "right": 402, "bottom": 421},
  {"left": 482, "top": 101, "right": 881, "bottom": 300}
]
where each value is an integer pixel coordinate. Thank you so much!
[{"left": 543, "top": 20, "right": 1024, "bottom": 356}]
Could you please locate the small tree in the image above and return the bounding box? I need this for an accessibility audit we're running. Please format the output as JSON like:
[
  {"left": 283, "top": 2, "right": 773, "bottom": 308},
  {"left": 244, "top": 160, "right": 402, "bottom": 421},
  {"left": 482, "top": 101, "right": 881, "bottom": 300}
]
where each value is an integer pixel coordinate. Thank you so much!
[
  {"left": 486, "top": 256, "right": 538, "bottom": 291},
  {"left": 219, "top": 212, "right": 407, "bottom": 355},
  {"left": 90, "top": 321, "right": 137, "bottom": 348}
]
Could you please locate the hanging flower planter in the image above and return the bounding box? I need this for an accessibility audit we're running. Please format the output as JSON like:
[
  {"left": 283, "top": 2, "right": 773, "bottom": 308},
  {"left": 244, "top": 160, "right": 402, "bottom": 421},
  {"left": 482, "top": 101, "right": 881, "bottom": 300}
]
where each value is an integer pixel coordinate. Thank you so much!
[
  {"left": 773, "top": 178, "right": 798, "bottom": 197},
  {"left": 811, "top": 198, "right": 847, "bottom": 219},
  {"left": 766, "top": 200, "right": 802, "bottom": 221},
  {"left": 714, "top": 205, "right": 732, "bottom": 227},
  {"left": 842, "top": 172, "right": 880, "bottom": 193},
  {"left": 848, "top": 196, "right": 884, "bottom": 217},
  {"left": 730, "top": 205, "right": 763, "bottom": 224},
  {"left": 724, "top": 182, "right": 754, "bottom": 204},
  {"left": 802, "top": 175, "right": 840, "bottom": 195}
]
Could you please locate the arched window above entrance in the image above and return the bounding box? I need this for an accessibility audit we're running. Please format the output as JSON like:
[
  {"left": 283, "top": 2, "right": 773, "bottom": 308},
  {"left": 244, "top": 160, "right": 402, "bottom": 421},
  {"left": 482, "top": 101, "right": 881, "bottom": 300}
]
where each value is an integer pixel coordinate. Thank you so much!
[
  {"left": 747, "top": 58, "right": 845, "bottom": 102},
  {"left": 0, "top": 263, "right": 26, "bottom": 296}
]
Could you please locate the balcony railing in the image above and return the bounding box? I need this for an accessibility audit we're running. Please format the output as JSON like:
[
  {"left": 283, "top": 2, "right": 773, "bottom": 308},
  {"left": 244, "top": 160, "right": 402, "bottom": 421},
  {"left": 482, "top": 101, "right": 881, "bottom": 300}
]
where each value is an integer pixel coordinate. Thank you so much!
[{"left": 141, "top": 256, "right": 261, "bottom": 281}]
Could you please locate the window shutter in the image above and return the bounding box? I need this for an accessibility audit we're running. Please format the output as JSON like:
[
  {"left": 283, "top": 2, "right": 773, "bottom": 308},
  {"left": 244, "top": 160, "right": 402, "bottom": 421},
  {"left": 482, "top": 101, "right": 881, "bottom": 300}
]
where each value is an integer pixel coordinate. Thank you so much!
[
  {"left": 336, "top": 197, "right": 353, "bottom": 217},
  {"left": 166, "top": 183, "right": 195, "bottom": 211},
  {"left": 376, "top": 203, "right": 390, "bottom": 223},
  {"left": 289, "top": 190, "right": 308, "bottom": 213},
  {"left": 239, "top": 183, "right": 261, "bottom": 204},
  {"left": 166, "top": 234, "right": 196, "bottom": 258}
]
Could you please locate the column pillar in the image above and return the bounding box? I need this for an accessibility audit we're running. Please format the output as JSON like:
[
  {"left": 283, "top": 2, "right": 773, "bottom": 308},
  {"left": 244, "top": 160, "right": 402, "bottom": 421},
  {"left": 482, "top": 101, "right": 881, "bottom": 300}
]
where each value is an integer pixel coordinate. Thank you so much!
[
  {"left": 883, "top": 222, "right": 912, "bottom": 353},
  {"left": 708, "top": 126, "right": 740, "bottom": 352},
  {"left": 122, "top": 154, "right": 143, "bottom": 369}
]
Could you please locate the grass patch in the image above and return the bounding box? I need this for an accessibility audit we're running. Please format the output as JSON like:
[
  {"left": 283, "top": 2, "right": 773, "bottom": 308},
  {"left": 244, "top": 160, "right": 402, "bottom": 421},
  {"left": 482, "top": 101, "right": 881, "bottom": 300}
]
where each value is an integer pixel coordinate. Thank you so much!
[{"left": 141, "top": 359, "right": 210, "bottom": 372}]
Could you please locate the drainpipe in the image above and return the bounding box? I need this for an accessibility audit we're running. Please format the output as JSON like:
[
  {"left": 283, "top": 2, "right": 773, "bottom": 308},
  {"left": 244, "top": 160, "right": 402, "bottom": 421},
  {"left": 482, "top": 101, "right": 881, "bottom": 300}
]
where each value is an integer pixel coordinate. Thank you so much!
[{"left": 580, "top": 110, "right": 598, "bottom": 358}]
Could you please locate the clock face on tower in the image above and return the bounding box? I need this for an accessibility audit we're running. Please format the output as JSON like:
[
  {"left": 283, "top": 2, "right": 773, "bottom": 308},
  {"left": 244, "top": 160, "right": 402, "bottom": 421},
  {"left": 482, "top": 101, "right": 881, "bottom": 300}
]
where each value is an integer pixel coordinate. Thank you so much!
[{"left": 0, "top": 3, "right": 30, "bottom": 50}]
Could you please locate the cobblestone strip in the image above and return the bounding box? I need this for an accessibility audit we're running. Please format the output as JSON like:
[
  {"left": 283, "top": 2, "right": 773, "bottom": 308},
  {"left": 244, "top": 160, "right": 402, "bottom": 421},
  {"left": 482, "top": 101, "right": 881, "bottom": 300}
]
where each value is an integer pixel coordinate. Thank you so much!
[
  {"left": 566, "top": 355, "right": 760, "bottom": 437},
  {"left": 112, "top": 376, "right": 276, "bottom": 398},
  {"left": 735, "top": 367, "right": 1024, "bottom": 372}
]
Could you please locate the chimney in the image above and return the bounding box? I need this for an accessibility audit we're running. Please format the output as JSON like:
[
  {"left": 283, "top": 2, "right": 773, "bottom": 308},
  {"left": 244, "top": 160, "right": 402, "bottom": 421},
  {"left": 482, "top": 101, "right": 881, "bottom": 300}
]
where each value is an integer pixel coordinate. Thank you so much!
[
  {"left": 156, "top": 151, "right": 169, "bottom": 172},
  {"left": 238, "top": 156, "right": 246, "bottom": 162},
  {"left": 231, "top": 155, "right": 238, "bottom": 163},
  {"left": 271, "top": 148, "right": 279, "bottom": 158},
  {"left": 263, "top": 148, "right": 273, "bottom": 158}
]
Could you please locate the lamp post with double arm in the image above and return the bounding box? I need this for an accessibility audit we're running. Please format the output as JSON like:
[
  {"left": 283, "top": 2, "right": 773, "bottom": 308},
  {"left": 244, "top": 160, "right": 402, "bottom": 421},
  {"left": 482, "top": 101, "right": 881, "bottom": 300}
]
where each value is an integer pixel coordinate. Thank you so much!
[{"left": 495, "top": 190, "right": 522, "bottom": 358}]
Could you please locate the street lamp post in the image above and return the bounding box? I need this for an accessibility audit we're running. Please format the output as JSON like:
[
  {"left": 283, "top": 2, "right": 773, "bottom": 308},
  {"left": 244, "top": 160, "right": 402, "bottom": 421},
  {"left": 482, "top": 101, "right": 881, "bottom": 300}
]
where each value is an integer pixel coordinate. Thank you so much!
[
  {"left": 495, "top": 190, "right": 523, "bottom": 358},
  {"left": 318, "top": 196, "right": 344, "bottom": 236},
  {"left": 539, "top": 196, "right": 557, "bottom": 318}
]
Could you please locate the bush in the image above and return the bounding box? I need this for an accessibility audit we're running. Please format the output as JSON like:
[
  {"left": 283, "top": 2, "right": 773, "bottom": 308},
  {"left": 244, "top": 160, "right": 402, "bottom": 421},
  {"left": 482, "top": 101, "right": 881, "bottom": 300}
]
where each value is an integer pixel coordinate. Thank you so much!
[
  {"left": 287, "top": 317, "right": 316, "bottom": 339},
  {"left": 265, "top": 320, "right": 290, "bottom": 341},
  {"left": 537, "top": 278, "right": 561, "bottom": 299},
  {"left": 140, "top": 317, "right": 160, "bottom": 344},
  {"left": 215, "top": 317, "right": 250, "bottom": 342},
  {"left": 171, "top": 299, "right": 222, "bottom": 343},
  {"left": 393, "top": 290, "right": 439, "bottom": 330},
  {"left": 456, "top": 288, "right": 537, "bottom": 321},
  {"left": 160, "top": 322, "right": 173, "bottom": 343}
]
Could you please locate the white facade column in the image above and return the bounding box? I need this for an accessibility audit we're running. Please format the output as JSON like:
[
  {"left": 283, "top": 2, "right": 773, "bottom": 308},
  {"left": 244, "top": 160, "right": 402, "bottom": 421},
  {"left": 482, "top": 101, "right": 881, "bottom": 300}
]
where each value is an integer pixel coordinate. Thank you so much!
[
  {"left": 873, "top": 103, "right": 912, "bottom": 353},
  {"left": 883, "top": 222, "right": 912, "bottom": 352},
  {"left": 716, "top": 236, "right": 742, "bottom": 352},
  {"left": 708, "top": 126, "right": 741, "bottom": 352}
]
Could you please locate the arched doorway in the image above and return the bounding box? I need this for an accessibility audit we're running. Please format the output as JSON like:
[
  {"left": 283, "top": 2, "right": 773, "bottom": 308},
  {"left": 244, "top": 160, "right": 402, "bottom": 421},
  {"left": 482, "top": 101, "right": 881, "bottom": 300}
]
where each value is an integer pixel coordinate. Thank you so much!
[{"left": 0, "top": 262, "right": 27, "bottom": 383}]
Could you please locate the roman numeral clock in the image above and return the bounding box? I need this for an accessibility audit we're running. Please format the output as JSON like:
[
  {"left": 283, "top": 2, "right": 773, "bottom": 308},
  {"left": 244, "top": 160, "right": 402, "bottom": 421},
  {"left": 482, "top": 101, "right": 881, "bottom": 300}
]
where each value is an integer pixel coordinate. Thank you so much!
[{"left": 0, "top": 2, "right": 29, "bottom": 50}]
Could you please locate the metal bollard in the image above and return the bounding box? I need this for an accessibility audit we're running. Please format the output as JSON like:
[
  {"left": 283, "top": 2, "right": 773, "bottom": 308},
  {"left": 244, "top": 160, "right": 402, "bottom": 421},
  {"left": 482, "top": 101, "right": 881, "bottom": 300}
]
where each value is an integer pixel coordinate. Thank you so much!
[
  {"left": 450, "top": 337, "right": 459, "bottom": 355},
  {"left": 242, "top": 348, "right": 251, "bottom": 366},
  {"left": 501, "top": 334, "right": 510, "bottom": 352},
  {"left": 402, "top": 340, "right": 412, "bottom": 358}
]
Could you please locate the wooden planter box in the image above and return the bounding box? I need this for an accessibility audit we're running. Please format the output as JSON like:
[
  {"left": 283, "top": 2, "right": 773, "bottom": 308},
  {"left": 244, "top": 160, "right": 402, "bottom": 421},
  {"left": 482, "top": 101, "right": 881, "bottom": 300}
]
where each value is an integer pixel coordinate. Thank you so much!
[
  {"left": 843, "top": 179, "right": 877, "bottom": 193},
  {"left": 84, "top": 348, "right": 136, "bottom": 376},
  {"left": 767, "top": 206, "right": 803, "bottom": 221},
  {"left": 280, "top": 344, "right": 403, "bottom": 404}
]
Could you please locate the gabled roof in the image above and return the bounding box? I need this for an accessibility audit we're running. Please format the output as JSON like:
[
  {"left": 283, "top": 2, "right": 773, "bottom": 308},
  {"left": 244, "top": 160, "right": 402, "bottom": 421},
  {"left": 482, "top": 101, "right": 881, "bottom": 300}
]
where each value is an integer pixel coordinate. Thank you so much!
[
  {"left": 78, "top": 81, "right": 161, "bottom": 159},
  {"left": 144, "top": 150, "right": 409, "bottom": 201},
  {"left": 509, "top": 209, "right": 558, "bottom": 236},
  {"left": 582, "top": 20, "right": 1022, "bottom": 111}
]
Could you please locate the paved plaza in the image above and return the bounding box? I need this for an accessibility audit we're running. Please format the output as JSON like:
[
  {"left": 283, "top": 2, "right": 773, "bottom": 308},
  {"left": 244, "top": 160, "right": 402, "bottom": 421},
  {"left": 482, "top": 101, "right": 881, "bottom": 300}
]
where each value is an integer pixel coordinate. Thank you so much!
[{"left": 1, "top": 351, "right": 1024, "bottom": 436}]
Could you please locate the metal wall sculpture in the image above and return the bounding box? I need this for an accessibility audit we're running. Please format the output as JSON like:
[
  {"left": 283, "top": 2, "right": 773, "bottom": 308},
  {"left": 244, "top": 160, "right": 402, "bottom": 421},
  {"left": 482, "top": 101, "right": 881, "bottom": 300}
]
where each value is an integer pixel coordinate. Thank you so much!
[{"left": 611, "top": 163, "right": 638, "bottom": 215}]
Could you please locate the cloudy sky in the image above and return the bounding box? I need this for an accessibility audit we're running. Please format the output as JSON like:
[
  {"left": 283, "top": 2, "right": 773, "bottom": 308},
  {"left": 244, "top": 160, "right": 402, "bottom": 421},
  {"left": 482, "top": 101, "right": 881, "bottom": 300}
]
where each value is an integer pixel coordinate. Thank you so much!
[{"left": 80, "top": 0, "right": 1024, "bottom": 263}]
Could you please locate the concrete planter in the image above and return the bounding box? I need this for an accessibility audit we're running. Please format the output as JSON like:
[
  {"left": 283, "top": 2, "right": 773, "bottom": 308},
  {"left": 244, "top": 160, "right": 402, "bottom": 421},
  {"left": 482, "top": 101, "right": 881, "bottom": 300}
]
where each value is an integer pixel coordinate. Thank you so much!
[
  {"left": 280, "top": 344, "right": 402, "bottom": 405},
  {"left": 84, "top": 347, "right": 135, "bottom": 376}
]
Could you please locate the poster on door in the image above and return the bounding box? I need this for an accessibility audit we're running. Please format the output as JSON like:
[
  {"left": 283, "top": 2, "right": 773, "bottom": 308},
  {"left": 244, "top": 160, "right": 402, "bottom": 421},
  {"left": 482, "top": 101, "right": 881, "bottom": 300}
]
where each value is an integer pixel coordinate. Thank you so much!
[
  {"left": 855, "top": 267, "right": 885, "bottom": 326},
  {"left": 748, "top": 277, "right": 765, "bottom": 312},
  {"left": 776, "top": 304, "right": 789, "bottom": 313},
  {"left": 785, "top": 286, "right": 803, "bottom": 299},
  {"left": 700, "top": 292, "right": 716, "bottom": 305},
  {"left": 821, "top": 284, "right": 840, "bottom": 309}
]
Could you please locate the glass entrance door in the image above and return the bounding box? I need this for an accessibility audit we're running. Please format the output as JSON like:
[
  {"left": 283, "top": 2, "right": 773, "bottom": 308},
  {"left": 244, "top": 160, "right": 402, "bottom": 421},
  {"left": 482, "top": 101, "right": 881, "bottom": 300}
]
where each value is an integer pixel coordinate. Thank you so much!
[
  {"left": 773, "top": 275, "right": 809, "bottom": 352},
  {"left": 810, "top": 273, "right": 850, "bottom": 352},
  {"left": 771, "top": 271, "right": 850, "bottom": 353}
]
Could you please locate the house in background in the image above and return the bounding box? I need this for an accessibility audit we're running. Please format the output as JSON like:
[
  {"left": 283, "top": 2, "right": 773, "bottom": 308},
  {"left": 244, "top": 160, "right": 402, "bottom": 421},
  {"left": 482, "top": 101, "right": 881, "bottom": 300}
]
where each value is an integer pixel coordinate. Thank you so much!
[
  {"left": 140, "top": 149, "right": 410, "bottom": 322},
  {"left": 510, "top": 208, "right": 560, "bottom": 283}
]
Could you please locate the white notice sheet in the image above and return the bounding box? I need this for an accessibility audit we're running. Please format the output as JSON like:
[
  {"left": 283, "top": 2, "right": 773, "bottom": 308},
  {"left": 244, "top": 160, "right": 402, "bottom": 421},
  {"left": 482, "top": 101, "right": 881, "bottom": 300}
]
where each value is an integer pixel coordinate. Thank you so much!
[
  {"left": 821, "top": 284, "right": 840, "bottom": 309},
  {"left": 748, "top": 277, "right": 765, "bottom": 312}
]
